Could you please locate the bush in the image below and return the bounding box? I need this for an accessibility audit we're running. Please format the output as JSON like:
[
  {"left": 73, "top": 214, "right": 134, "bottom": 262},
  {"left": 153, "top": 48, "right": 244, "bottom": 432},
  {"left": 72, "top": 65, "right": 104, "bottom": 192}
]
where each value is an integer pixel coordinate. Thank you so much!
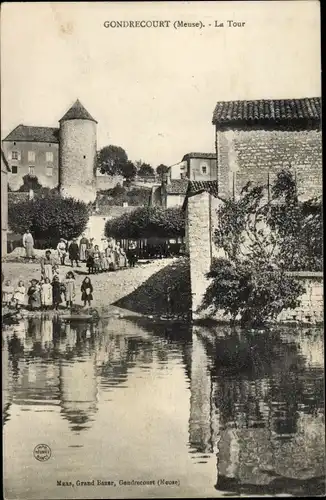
[
  {"left": 105, "top": 206, "right": 185, "bottom": 240},
  {"left": 200, "top": 258, "right": 305, "bottom": 328},
  {"left": 8, "top": 193, "right": 89, "bottom": 247}
]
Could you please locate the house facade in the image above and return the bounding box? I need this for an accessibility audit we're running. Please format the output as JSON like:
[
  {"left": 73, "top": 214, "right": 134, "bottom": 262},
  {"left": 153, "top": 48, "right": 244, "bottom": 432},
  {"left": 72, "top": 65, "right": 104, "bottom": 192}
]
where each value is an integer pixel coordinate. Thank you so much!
[
  {"left": 168, "top": 153, "right": 217, "bottom": 181},
  {"left": 213, "top": 97, "right": 322, "bottom": 200},
  {"left": 150, "top": 178, "right": 188, "bottom": 208},
  {"left": 2, "top": 126, "right": 59, "bottom": 191},
  {"left": 1, "top": 149, "right": 10, "bottom": 255}
]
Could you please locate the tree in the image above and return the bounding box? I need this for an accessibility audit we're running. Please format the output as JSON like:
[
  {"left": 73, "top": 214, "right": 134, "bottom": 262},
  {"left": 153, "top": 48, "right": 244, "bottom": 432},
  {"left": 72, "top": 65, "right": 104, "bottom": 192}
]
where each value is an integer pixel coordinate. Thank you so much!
[
  {"left": 105, "top": 206, "right": 185, "bottom": 240},
  {"left": 156, "top": 164, "right": 169, "bottom": 177},
  {"left": 120, "top": 160, "right": 137, "bottom": 181},
  {"left": 8, "top": 193, "right": 89, "bottom": 248},
  {"left": 138, "top": 163, "right": 155, "bottom": 178},
  {"left": 18, "top": 174, "right": 43, "bottom": 192},
  {"left": 97, "top": 145, "right": 128, "bottom": 176}
]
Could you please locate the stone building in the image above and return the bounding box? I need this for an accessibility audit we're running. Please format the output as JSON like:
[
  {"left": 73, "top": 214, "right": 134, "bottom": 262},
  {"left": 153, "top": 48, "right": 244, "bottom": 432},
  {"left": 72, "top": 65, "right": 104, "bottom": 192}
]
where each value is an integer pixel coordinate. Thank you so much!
[
  {"left": 1, "top": 149, "right": 10, "bottom": 256},
  {"left": 2, "top": 126, "right": 59, "bottom": 191},
  {"left": 2, "top": 99, "right": 98, "bottom": 203},
  {"left": 213, "top": 97, "right": 321, "bottom": 200},
  {"left": 184, "top": 96, "right": 322, "bottom": 321},
  {"left": 150, "top": 152, "right": 216, "bottom": 208},
  {"left": 150, "top": 178, "right": 188, "bottom": 208}
]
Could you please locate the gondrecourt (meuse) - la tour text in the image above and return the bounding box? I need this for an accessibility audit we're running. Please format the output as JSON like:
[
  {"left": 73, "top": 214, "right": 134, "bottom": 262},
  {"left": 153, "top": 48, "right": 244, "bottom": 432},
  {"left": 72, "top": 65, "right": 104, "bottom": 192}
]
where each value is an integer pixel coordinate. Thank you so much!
[{"left": 103, "top": 20, "right": 246, "bottom": 29}]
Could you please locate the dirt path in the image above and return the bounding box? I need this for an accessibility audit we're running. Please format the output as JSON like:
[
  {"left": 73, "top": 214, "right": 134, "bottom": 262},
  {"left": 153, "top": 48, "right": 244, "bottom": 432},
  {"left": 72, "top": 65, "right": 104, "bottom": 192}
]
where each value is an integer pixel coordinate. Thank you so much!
[{"left": 1, "top": 258, "right": 177, "bottom": 310}]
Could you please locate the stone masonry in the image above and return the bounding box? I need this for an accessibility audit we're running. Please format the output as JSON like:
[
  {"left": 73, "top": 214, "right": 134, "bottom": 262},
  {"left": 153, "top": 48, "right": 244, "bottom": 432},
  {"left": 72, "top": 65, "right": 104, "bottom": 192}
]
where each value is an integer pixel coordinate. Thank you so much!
[{"left": 217, "top": 129, "right": 322, "bottom": 200}]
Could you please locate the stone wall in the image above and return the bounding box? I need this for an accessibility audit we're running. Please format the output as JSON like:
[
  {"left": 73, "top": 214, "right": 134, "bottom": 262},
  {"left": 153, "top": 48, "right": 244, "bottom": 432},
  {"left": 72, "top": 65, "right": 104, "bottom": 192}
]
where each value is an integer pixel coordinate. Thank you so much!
[
  {"left": 186, "top": 191, "right": 323, "bottom": 324},
  {"left": 217, "top": 129, "right": 322, "bottom": 200}
]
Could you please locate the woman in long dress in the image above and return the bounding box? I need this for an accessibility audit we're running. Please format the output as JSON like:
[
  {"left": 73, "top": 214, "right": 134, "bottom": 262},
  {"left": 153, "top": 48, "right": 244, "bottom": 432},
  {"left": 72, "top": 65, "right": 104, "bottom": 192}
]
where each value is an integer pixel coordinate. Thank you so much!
[
  {"left": 22, "top": 229, "right": 35, "bottom": 260},
  {"left": 79, "top": 235, "right": 89, "bottom": 262}
]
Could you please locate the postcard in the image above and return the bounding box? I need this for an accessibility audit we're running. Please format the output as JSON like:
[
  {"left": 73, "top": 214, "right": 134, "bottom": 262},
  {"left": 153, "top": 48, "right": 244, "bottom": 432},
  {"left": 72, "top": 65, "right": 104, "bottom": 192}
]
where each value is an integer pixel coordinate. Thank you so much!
[{"left": 1, "top": 1, "right": 323, "bottom": 499}]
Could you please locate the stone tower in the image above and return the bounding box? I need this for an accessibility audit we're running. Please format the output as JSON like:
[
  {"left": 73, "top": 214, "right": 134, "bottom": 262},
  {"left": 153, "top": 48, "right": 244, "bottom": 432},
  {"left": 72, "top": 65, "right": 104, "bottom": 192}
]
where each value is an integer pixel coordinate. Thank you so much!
[{"left": 59, "top": 99, "right": 97, "bottom": 203}]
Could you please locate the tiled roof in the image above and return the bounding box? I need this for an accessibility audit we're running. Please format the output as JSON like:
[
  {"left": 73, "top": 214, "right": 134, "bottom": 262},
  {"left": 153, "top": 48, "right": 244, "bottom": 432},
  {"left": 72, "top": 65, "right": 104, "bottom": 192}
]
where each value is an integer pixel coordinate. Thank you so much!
[
  {"left": 3, "top": 125, "right": 59, "bottom": 143},
  {"left": 60, "top": 99, "right": 97, "bottom": 123},
  {"left": 188, "top": 180, "right": 219, "bottom": 197},
  {"left": 212, "top": 97, "right": 321, "bottom": 128},
  {"left": 182, "top": 180, "right": 219, "bottom": 210},
  {"left": 182, "top": 152, "right": 216, "bottom": 161},
  {"left": 1, "top": 149, "right": 10, "bottom": 171},
  {"left": 165, "top": 179, "right": 189, "bottom": 195}
]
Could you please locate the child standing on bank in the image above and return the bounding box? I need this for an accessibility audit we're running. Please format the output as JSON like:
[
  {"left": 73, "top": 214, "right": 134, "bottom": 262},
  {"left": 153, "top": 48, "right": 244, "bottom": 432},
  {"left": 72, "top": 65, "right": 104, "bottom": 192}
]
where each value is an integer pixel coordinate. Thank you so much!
[
  {"left": 13, "top": 280, "right": 26, "bottom": 309},
  {"left": 52, "top": 275, "right": 62, "bottom": 310},
  {"left": 2, "top": 279, "right": 14, "bottom": 306},
  {"left": 81, "top": 277, "right": 93, "bottom": 307},
  {"left": 41, "top": 277, "right": 53, "bottom": 310},
  {"left": 65, "top": 271, "right": 76, "bottom": 308},
  {"left": 27, "top": 279, "right": 41, "bottom": 310}
]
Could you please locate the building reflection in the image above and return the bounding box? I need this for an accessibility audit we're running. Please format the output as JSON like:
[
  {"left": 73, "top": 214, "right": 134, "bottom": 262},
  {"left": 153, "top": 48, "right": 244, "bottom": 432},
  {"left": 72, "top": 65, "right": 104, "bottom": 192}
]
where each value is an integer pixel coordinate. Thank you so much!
[{"left": 187, "top": 324, "right": 325, "bottom": 496}]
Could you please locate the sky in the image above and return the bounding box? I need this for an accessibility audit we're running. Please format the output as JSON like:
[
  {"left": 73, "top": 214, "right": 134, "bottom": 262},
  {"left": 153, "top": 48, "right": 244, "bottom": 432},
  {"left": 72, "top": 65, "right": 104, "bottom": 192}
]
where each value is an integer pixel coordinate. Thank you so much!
[{"left": 1, "top": 1, "right": 321, "bottom": 167}]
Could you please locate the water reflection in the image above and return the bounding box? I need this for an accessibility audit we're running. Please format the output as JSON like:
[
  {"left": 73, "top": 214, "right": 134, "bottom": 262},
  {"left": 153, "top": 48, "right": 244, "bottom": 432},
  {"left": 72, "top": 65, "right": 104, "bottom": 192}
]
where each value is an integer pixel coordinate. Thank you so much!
[
  {"left": 190, "top": 325, "right": 325, "bottom": 496},
  {"left": 2, "top": 315, "right": 325, "bottom": 498}
]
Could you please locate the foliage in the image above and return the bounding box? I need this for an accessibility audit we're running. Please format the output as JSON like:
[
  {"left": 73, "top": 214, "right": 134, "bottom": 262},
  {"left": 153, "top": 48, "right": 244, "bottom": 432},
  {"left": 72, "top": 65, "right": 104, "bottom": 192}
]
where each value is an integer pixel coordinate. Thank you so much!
[
  {"left": 200, "top": 257, "right": 305, "bottom": 328},
  {"left": 204, "top": 169, "right": 321, "bottom": 327},
  {"left": 121, "top": 160, "right": 137, "bottom": 180},
  {"left": 138, "top": 163, "right": 155, "bottom": 178},
  {"left": 97, "top": 145, "right": 128, "bottom": 176},
  {"left": 8, "top": 193, "right": 89, "bottom": 247},
  {"left": 97, "top": 186, "right": 151, "bottom": 207},
  {"left": 156, "top": 164, "right": 169, "bottom": 177},
  {"left": 105, "top": 206, "right": 185, "bottom": 239},
  {"left": 214, "top": 170, "right": 322, "bottom": 271},
  {"left": 18, "top": 174, "right": 43, "bottom": 192}
]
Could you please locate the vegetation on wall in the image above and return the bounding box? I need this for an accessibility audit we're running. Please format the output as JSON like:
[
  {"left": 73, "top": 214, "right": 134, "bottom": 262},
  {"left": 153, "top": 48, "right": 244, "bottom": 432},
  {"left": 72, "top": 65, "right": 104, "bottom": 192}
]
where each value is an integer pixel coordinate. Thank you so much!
[
  {"left": 97, "top": 184, "right": 151, "bottom": 206},
  {"left": 8, "top": 192, "right": 89, "bottom": 248},
  {"left": 201, "top": 170, "right": 321, "bottom": 327},
  {"left": 105, "top": 206, "right": 185, "bottom": 240}
]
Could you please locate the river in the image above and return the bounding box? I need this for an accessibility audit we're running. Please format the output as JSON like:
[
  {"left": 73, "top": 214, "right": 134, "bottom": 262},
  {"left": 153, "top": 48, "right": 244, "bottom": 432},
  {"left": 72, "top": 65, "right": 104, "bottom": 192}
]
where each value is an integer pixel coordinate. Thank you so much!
[{"left": 2, "top": 315, "right": 325, "bottom": 498}]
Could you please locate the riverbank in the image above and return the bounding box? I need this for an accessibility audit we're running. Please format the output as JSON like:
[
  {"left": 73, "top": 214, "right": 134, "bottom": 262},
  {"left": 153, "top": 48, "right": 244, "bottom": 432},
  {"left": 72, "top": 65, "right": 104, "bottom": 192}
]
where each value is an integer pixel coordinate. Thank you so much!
[{"left": 2, "top": 257, "right": 190, "bottom": 320}]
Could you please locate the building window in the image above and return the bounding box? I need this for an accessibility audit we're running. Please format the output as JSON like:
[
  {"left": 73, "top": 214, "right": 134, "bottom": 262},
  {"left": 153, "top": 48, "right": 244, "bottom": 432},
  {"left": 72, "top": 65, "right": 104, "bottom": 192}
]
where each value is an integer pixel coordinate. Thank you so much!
[
  {"left": 201, "top": 162, "right": 209, "bottom": 175},
  {"left": 11, "top": 151, "right": 19, "bottom": 160},
  {"left": 11, "top": 165, "right": 18, "bottom": 174},
  {"left": 46, "top": 166, "right": 53, "bottom": 177},
  {"left": 29, "top": 166, "right": 35, "bottom": 176},
  {"left": 46, "top": 152, "right": 53, "bottom": 162},
  {"left": 28, "top": 151, "right": 35, "bottom": 162}
]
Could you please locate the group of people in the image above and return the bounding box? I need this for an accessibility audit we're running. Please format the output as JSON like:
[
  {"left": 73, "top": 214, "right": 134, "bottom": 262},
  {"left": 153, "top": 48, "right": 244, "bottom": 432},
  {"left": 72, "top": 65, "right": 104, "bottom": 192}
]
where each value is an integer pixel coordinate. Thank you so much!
[
  {"left": 2, "top": 266, "right": 94, "bottom": 312},
  {"left": 56, "top": 235, "right": 136, "bottom": 273}
]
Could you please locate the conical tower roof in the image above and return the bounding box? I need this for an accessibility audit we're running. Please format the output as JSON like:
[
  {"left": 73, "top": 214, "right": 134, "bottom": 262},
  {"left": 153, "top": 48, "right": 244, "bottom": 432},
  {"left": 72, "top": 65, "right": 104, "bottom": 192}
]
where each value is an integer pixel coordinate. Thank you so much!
[{"left": 59, "top": 99, "right": 97, "bottom": 123}]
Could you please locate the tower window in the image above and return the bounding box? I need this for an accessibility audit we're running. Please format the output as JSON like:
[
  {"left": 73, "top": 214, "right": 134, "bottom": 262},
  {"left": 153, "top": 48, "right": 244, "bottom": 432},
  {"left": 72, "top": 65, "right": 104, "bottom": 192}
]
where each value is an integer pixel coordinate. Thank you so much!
[
  {"left": 11, "top": 165, "right": 18, "bottom": 174},
  {"left": 11, "top": 151, "right": 19, "bottom": 160},
  {"left": 46, "top": 152, "right": 53, "bottom": 162},
  {"left": 83, "top": 155, "right": 86, "bottom": 159},
  {"left": 29, "top": 166, "right": 35, "bottom": 176},
  {"left": 46, "top": 166, "right": 53, "bottom": 177}
]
